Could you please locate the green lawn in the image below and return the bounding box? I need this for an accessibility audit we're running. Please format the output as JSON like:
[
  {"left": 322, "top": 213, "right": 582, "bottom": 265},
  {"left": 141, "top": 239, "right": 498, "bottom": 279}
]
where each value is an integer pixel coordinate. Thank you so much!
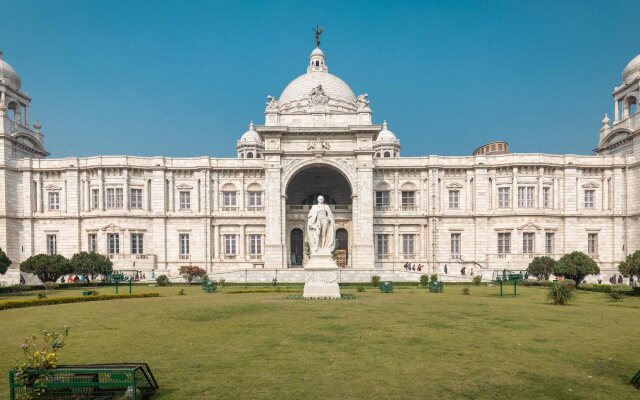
[{"left": 1, "top": 285, "right": 639, "bottom": 399}]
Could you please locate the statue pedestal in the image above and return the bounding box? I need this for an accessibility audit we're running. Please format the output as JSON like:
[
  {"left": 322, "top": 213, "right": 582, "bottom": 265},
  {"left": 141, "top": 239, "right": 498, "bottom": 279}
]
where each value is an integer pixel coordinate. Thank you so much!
[{"left": 303, "top": 254, "right": 341, "bottom": 299}]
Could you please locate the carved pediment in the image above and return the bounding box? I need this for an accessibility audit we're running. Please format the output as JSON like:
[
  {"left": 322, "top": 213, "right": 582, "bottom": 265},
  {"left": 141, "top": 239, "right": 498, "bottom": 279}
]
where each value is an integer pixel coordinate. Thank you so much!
[
  {"left": 445, "top": 182, "right": 463, "bottom": 189},
  {"left": 101, "top": 223, "right": 126, "bottom": 232},
  {"left": 44, "top": 184, "right": 62, "bottom": 191},
  {"left": 517, "top": 222, "right": 542, "bottom": 231},
  {"left": 582, "top": 182, "right": 599, "bottom": 189},
  {"left": 176, "top": 183, "right": 193, "bottom": 190}
]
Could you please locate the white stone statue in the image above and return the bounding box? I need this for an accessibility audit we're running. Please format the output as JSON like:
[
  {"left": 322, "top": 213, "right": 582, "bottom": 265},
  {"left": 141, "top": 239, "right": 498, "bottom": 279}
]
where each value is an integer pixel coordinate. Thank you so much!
[{"left": 306, "top": 195, "right": 336, "bottom": 255}]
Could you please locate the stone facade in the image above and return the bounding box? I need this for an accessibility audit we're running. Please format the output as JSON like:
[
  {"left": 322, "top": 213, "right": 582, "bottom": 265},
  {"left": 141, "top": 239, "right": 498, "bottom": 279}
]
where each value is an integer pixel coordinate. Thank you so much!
[{"left": 0, "top": 46, "right": 639, "bottom": 283}]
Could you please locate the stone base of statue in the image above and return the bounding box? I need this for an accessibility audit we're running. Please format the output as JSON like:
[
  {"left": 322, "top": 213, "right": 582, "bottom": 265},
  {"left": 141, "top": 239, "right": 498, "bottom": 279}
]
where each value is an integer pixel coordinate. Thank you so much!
[{"left": 303, "top": 254, "right": 341, "bottom": 299}]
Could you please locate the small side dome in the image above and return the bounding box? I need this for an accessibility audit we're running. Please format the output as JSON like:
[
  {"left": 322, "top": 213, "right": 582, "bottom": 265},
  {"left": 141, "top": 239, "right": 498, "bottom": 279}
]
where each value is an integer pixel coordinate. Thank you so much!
[
  {"left": 622, "top": 54, "right": 640, "bottom": 84},
  {"left": 375, "top": 121, "right": 399, "bottom": 143},
  {"left": 0, "top": 51, "right": 22, "bottom": 90},
  {"left": 239, "top": 122, "right": 262, "bottom": 144}
]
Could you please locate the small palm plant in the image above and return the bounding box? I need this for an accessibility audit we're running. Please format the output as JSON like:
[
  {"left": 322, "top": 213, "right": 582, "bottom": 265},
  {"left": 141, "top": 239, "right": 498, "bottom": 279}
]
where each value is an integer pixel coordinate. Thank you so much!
[{"left": 547, "top": 282, "right": 575, "bottom": 305}]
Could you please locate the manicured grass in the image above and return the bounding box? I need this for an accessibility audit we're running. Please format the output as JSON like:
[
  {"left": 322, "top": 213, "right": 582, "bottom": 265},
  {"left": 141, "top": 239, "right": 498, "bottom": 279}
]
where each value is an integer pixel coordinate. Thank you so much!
[{"left": 1, "top": 285, "right": 639, "bottom": 399}]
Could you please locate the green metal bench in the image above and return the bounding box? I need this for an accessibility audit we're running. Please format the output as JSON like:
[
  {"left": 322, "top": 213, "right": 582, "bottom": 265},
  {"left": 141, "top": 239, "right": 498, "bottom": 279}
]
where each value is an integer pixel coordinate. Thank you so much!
[
  {"left": 9, "top": 363, "right": 158, "bottom": 400},
  {"left": 429, "top": 281, "right": 444, "bottom": 293},
  {"left": 201, "top": 277, "right": 217, "bottom": 293},
  {"left": 379, "top": 281, "right": 394, "bottom": 293}
]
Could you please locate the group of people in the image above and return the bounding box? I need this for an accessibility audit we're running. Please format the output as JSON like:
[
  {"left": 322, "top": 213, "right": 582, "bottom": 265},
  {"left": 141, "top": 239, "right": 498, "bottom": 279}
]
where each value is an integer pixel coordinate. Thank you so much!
[
  {"left": 403, "top": 263, "right": 425, "bottom": 272},
  {"left": 60, "top": 275, "right": 91, "bottom": 283}
]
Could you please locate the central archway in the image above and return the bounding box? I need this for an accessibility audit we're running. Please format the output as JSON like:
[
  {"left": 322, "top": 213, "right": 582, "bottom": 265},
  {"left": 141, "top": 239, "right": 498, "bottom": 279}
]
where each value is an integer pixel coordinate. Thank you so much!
[{"left": 285, "top": 164, "right": 353, "bottom": 267}]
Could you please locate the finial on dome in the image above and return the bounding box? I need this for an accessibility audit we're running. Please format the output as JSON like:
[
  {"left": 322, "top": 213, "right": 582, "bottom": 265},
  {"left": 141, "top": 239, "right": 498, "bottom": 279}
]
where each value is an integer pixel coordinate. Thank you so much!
[
  {"left": 0, "top": 50, "right": 3, "bottom": 60},
  {"left": 600, "top": 113, "right": 610, "bottom": 130},
  {"left": 382, "top": 120, "right": 388, "bottom": 130},
  {"left": 249, "top": 121, "right": 254, "bottom": 130}
]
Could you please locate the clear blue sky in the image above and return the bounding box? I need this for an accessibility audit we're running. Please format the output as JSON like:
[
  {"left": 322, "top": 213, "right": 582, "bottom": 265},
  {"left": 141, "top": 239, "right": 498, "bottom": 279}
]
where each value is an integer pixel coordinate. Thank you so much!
[{"left": 1, "top": 0, "right": 638, "bottom": 158}]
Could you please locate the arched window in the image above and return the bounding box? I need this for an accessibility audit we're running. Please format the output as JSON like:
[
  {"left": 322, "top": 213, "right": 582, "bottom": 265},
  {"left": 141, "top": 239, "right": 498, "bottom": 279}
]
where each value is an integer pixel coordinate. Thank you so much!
[
  {"left": 246, "top": 152, "right": 254, "bottom": 158},
  {"left": 256, "top": 152, "right": 261, "bottom": 158},
  {"left": 384, "top": 151, "right": 391, "bottom": 158},
  {"left": 630, "top": 97, "right": 638, "bottom": 117},
  {"left": 375, "top": 152, "right": 380, "bottom": 158},
  {"left": 290, "top": 228, "right": 304, "bottom": 266}
]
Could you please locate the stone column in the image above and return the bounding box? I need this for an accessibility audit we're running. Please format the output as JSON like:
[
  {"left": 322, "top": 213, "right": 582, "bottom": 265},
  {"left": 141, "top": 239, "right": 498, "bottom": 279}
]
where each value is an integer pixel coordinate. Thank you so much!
[
  {"left": 98, "top": 169, "right": 105, "bottom": 211},
  {"left": 512, "top": 167, "right": 518, "bottom": 209},
  {"left": 239, "top": 225, "right": 245, "bottom": 259},
  {"left": 264, "top": 161, "right": 284, "bottom": 269},
  {"left": 213, "top": 224, "right": 220, "bottom": 260},
  {"left": 123, "top": 169, "right": 130, "bottom": 211},
  {"left": 35, "top": 173, "right": 42, "bottom": 213},
  {"left": 352, "top": 159, "right": 374, "bottom": 269}
]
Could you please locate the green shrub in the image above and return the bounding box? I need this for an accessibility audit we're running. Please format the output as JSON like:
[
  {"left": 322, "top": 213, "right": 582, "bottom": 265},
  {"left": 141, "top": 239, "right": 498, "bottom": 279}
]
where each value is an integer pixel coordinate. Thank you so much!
[
  {"left": 0, "top": 293, "right": 160, "bottom": 311},
  {"left": 357, "top": 286, "right": 366, "bottom": 292},
  {"left": 43, "top": 282, "right": 59, "bottom": 291},
  {"left": 272, "top": 277, "right": 278, "bottom": 287},
  {"left": 472, "top": 276, "right": 482, "bottom": 286},
  {"left": 462, "top": 287, "right": 470, "bottom": 295},
  {"left": 20, "top": 254, "right": 72, "bottom": 283},
  {"left": 547, "top": 282, "right": 575, "bottom": 305},
  {"left": 577, "top": 283, "right": 631, "bottom": 294},
  {"left": 371, "top": 275, "right": 381, "bottom": 287},
  {"left": 178, "top": 288, "right": 186, "bottom": 296},
  {"left": 430, "top": 274, "right": 438, "bottom": 283},
  {"left": 36, "top": 292, "right": 47, "bottom": 299},
  {"left": 419, "top": 275, "right": 429, "bottom": 287},
  {"left": 554, "top": 251, "right": 599, "bottom": 285},
  {"left": 0, "top": 246, "right": 12, "bottom": 275},
  {"left": 609, "top": 291, "right": 624, "bottom": 302},
  {"left": 70, "top": 251, "right": 113, "bottom": 280},
  {"left": 562, "top": 279, "right": 577, "bottom": 288},
  {"left": 527, "top": 256, "right": 556, "bottom": 280},
  {"left": 219, "top": 278, "right": 226, "bottom": 287},
  {"left": 156, "top": 275, "right": 170, "bottom": 286}
]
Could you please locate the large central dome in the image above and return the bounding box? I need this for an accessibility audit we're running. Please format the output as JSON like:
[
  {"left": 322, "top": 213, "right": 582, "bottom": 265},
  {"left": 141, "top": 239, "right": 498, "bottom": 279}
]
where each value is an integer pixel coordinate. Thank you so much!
[{"left": 277, "top": 47, "right": 356, "bottom": 107}]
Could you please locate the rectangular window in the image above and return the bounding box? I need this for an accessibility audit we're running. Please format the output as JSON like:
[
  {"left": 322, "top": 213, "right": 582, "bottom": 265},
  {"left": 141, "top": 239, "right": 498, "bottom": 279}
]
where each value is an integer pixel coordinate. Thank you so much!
[
  {"left": 106, "top": 188, "right": 115, "bottom": 209},
  {"left": 543, "top": 187, "right": 551, "bottom": 208},
  {"left": 224, "top": 234, "right": 237, "bottom": 255},
  {"left": 249, "top": 234, "right": 262, "bottom": 255},
  {"left": 248, "top": 192, "right": 262, "bottom": 210},
  {"left": 46, "top": 234, "right": 57, "bottom": 255},
  {"left": 545, "top": 232, "right": 554, "bottom": 255},
  {"left": 401, "top": 191, "right": 415, "bottom": 211},
  {"left": 107, "top": 233, "right": 119, "bottom": 255},
  {"left": 130, "top": 188, "right": 143, "bottom": 209},
  {"left": 498, "top": 233, "right": 511, "bottom": 255},
  {"left": 450, "top": 233, "right": 461, "bottom": 259},
  {"left": 131, "top": 233, "right": 144, "bottom": 254},
  {"left": 223, "top": 192, "right": 237, "bottom": 210},
  {"left": 48, "top": 192, "right": 60, "bottom": 211},
  {"left": 588, "top": 233, "right": 598, "bottom": 256},
  {"left": 522, "top": 232, "right": 535, "bottom": 254},
  {"left": 375, "top": 234, "right": 389, "bottom": 258},
  {"left": 402, "top": 234, "right": 415, "bottom": 258},
  {"left": 91, "top": 189, "right": 99, "bottom": 210},
  {"left": 179, "top": 234, "right": 190, "bottom": 256},
  {"left": 448, "top": 190, "right": 460, "bottom": 209},
  {"left": 498, "top": 187, "right": 510, "bottom": 208},
  {"left": 584, "top": 189, "right": 595, "bottom": 209},
  {"left": 179, "top": 191, "right": 191, "bottom": 210},
  {"left": 116, "top": 188, "right": 123, "bottom": 208},
  {"left": 88, "top": 233, "right": 97, "bottom": 253},
  {"left": 518, "top": 187, "right": 535, "bottom": 208},
  {"left": 375, "top": 191, "right": 390, "bottom": 210}
]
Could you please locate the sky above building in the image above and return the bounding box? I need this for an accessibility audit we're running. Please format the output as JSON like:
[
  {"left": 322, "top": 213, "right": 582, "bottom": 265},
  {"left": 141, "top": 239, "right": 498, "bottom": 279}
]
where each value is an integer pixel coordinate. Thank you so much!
[{"left": 1, "top": 0, "right": 638, "bottom": 158}]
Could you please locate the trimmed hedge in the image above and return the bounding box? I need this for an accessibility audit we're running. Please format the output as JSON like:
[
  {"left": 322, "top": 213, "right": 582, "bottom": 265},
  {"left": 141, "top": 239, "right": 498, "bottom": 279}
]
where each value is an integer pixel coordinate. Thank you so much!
[
  {"left": 0, "top": 292, "right": 160, "bottom": 311},
  {"left": 577, "top": 284, "right": 632, "bottom": 294},
  {"left": 520, "top": 280, "right": 554, "bottom": 287},
  {"left": 226, "top": 288, "right": 301, "bottom": 294}
]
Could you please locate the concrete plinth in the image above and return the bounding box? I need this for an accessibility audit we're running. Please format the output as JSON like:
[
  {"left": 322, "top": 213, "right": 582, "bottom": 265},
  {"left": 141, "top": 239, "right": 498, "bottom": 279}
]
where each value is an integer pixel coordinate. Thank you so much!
[{"left": 303, "top": 254, "right": 341, "bottom": 299}]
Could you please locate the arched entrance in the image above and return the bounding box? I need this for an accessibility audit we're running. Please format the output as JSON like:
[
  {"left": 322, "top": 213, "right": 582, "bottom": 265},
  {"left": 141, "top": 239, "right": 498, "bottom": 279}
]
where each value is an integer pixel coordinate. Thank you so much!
[
  {"left": 335, "top": 228, "right": 348, "bottom": 267},
  {"left": 285, "top": 164, "right": 353, "bottom": 267}
]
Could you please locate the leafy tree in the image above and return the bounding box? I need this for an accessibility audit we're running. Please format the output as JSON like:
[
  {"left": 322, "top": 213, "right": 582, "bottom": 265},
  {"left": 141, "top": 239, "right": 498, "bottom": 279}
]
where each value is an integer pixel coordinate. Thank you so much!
[
  {"left": 69, "top": 252, "right": 113, "bottom": 279},
  {"left": 618, "top": 250, "right": 640, "bottom": 281},
  {"left": 20, "top": 254, "right": 72, "bottom": 283},
  {"left": 554, "top": 251, "right": 600, "bottom": 285},
  {"left": 527, "top": 256, "right": 556, "bottom": 280},
  {"left": 0, "top": 247, "right": 12, "bottom": 274},
  {"left": 179, "top": 266, "right": 207, "bottom": 283}
]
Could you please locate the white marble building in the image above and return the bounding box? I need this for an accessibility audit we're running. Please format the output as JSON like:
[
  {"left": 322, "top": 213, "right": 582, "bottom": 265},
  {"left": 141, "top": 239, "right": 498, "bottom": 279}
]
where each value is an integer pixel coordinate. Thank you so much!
[{"left": 0, "top": 46, "right": 638, "bottom": 282}]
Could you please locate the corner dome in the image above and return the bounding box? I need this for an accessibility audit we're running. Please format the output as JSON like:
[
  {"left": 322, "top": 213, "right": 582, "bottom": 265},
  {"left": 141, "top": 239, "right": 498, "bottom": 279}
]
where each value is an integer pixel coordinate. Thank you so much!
[
  {"left": 622, "top": 54, "right": 640, "bottom": 84},
  {"left": 375, "top": 121, "right": 399, "bottom": 143},
  {"left": 278, "top": 47, "right": 356, "bottom": 106},
  {"left": 0, "top": 52, "right": 21, "bottom": 90},
  {"left": 239, "top": 122, "right": 262, "bottom": 143}
]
